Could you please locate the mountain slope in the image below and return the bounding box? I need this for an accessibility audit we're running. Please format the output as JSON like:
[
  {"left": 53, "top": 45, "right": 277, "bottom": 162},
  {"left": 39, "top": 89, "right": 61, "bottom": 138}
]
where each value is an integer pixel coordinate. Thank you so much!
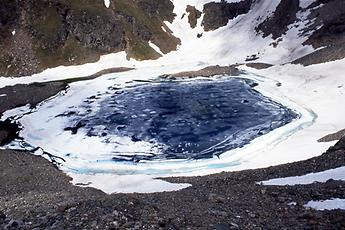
[
  {"left": 0, "top": 0, "right": 179, "bottom": 77},
  {"left": 0, "top": 0, "right": 344, "bottom": 77}
]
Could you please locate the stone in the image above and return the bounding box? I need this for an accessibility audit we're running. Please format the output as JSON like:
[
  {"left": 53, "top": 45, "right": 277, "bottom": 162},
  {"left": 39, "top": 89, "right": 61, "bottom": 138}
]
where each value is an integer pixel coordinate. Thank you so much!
[
  {"left": 5, "top": 219, "right": 23, "bottom": 229},
  {"left": 0, "top": 211, "right": 6, "bottom": 220},
  {"left": 214, "top": 223, "right": 230, "bottom": 230},
  {"left": 202, "top": 0, "right": 252, "bottom": 31},
  {"left": 208, "top": 193, "right": 227, "bottom": 203}
]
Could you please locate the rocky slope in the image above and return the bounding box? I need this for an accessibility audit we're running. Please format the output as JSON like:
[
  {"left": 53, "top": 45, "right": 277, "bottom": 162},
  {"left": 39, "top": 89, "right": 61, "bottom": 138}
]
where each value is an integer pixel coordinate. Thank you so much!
[
  {"left": 0, "top": 0, "right": 179, "bottom": 77},
  {"left": 1, "top": 0, "right": 344, "bottom": 77},
  {"left": 0, "top": 134, "right": 344, "bottom": 229}
]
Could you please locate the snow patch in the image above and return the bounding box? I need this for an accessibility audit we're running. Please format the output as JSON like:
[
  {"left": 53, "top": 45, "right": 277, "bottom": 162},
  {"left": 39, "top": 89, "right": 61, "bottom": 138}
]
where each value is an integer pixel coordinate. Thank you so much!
[
  {"left": 161, "top": 26, "right": 167, "bottom": 33},
  {"left": 260, "top": 166, "right": 345, "bottom": 186},
  {"left": 69, "top": 172, "right": 191, "bottom": 194},
  {"left": 300, "top": 0, "right": 317, "bottom": 9},
  {"left": 104, "top": 0, "right": 110, "bottom": 8},
  {"left": 148, "top": 41, "right": 164, "bottom": 56},
  {"left": 305, "top": 198, "right": 345, "bottom": 211}
]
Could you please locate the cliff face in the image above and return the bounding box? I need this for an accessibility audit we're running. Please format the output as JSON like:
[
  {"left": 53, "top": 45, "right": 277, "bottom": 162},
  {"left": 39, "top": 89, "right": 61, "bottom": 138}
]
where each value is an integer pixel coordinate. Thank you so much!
[
  {"left": 202, "top": 0, "right": 252, "bottom": 31},
  {"left": 293, "top": 0, "right": 345, "bottom": 65},
  {"left": 0, "top": 0, "right": 179, "bottom": 77}
]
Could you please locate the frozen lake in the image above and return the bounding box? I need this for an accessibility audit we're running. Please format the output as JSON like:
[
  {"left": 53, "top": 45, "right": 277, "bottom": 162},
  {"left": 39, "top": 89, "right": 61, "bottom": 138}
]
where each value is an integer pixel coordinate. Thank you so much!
[{"left": 53, "top": 77, "right": 297, "bottom": 162}]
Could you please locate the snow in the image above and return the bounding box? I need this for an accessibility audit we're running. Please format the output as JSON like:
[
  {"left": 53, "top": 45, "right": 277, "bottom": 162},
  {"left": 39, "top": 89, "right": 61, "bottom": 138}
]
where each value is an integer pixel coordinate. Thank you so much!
[
  {"left": 260, "top": 166, "right": 345, "bottom": 186},
  {"left": 161, "top": 26, "right": 167, "bottom": 33},
  {"left": 104, "top": 0, "right": 110, "bottom": 8},
  {"left": 11, "top": 30, "right": 15, "bottom": 36},
  {"left": 240, "top": 59, "right": 345, "bottom": 168},
  {"left": 305, "top": 198, "right": 345, "bottom": 211},
  {"left": 1, "top": 0, "right": 344, "bottom": 194},
  {"left": 0, "top": 0, "right": 317, "bottom": 88},
  {"left": 69, "top": 172, "right": 191, "bottom": 194},
  {"left": 0, "top": 94, "right": 6, "bottom": 97},
  {"left": 300, "top": 0, "right": 317, "bottom": 9},
  {"left": 148, "top": 41, "right": 164, "bottom": 56}
]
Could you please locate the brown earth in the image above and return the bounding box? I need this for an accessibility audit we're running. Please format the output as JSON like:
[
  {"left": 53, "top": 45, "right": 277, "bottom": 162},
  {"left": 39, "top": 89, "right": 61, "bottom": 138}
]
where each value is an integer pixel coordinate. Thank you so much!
[{"left": 160, "top": 65, "right": 240, "bottom": 79}]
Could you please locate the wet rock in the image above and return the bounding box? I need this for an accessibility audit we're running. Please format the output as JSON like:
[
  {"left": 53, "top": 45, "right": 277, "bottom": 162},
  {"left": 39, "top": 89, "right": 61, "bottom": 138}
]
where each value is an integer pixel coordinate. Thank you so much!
[
  {"left": 214, "top": 223, "right": 230, "bottom": 230},
  {"left": 209, "top": 193, "right": 227, "bottom": 203}
]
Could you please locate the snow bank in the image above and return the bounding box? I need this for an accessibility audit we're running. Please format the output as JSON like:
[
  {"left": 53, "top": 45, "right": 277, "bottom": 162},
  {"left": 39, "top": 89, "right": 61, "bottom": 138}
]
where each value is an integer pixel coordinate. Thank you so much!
[
  {"left": 260, "top": 166, "right": 345, "bottom": 186},
  {"left": 305, "top": 199, "right": 345, "bottom": 211},
  {"left": 69, "top": 172, "right": 191, "bottom": 194}
]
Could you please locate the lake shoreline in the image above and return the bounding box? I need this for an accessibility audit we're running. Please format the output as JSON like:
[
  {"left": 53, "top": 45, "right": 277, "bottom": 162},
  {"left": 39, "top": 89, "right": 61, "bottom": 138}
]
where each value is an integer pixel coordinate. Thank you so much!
[{"left": 1, "top": 65, "right": 344, "bottom": 228}]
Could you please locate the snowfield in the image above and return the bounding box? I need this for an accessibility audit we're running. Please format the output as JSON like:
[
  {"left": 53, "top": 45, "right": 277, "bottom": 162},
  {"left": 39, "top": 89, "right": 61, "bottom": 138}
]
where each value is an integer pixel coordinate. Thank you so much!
[{"left": 1, "top": 0, "right": 345, "bottom": 194}]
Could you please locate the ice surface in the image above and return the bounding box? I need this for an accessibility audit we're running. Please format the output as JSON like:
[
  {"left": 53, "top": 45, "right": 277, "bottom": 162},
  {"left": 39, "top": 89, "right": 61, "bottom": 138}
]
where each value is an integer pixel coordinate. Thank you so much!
[
  {"left": 2, "top": 70, "right": 312, "bottom": 193},
  {"left": 62, "top": 77, "right": 296, "bottom": 161}
]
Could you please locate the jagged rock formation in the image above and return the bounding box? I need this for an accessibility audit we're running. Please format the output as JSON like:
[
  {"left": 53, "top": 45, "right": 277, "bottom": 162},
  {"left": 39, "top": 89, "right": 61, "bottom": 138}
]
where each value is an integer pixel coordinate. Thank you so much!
[
  {"left": 294, "top": 0, "right": 345, "bottom": 65},
  {"left": 201, "top": 0, "right": 252, "bottom": 31},
  {"left": 256, "top": 0, "right": 300, "bottom": 39},
  {"left": 186, "top": 5, "right": 201, "bottom": 29},
  {"left": 0, "top": 0, "right": 179, "bottom": 77}
]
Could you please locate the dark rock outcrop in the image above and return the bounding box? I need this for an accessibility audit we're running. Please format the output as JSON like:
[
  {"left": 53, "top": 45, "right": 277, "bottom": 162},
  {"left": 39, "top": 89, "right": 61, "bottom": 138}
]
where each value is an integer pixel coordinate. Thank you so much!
[
  {"left": 256, "top": 0, "right": 300, "bottom": 39},
  {"left": 0, "top": 0, "right": 19, "bottom": 39},
  {"left": 202, "top": 0, "right": 252, "bottom": 31},
  {"left": 186, "top": 5, "right": 202, "bottom": 29},
  {"left": 293, "top": 0, "right": 345, "bottom": 65},
  {"left": 66, "top": 10, "right": 125, "bottom": 53},
  {"left": 137, "top": 0, "right": 176, "bottom": 23},
  {"left": 0, "top": 0, "right": 179, "bottom": 77}
]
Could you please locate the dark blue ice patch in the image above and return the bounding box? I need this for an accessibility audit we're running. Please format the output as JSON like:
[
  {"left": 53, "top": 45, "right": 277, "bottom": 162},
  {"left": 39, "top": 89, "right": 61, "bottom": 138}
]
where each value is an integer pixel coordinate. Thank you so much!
[{"left": 65, "top": 78, "right": 297, "bottom": 162}]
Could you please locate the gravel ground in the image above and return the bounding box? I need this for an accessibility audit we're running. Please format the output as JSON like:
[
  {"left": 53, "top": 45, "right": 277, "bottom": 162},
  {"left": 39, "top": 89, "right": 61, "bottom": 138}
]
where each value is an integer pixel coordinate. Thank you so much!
[
  {"left": 0, "top": 139, "right": 344, "bottom": 229},
  {"left": 0, "top": 70, "right": 344, "bottom": 229}
]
